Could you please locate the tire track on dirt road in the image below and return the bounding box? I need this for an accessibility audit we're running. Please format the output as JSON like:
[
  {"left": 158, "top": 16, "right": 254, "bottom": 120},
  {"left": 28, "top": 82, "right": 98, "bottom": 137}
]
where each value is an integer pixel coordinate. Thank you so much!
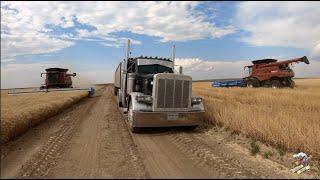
[
  {"left": 45, "top": 86, "right": 148, "bottom": 178},
  {"left": 168, "top": 131, "right": 259, "bottom": 178},
  {"left": 1, "top": 89, "right": 99, "bottom": 178},
  {"left": 127, "top": 124, "right": 301, "bottom": 178},
  {"left": 168, "top": 130, "right": 302, "bottom": 178}
]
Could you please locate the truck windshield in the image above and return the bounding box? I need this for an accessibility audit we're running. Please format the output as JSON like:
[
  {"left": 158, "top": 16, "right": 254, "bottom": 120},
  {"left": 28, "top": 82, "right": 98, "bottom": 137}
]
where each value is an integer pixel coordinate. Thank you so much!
[{"left": 138, "top": 65, "right": 173, "bottom": 74}]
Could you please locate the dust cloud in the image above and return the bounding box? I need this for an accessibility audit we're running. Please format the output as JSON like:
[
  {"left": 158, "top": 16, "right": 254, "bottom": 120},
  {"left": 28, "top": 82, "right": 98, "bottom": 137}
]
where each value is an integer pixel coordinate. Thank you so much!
[{"left": 72, "top": 75, "right": 93, "bottom": 88}]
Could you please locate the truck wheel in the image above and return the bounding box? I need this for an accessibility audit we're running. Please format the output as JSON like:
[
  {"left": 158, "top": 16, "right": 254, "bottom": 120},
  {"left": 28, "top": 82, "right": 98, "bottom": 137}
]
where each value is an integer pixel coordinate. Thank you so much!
[
  {"left": 128, "top": 100, "right": 140, "bottom": 133},
  {"left": 271, "top": 80, "right": 281, "bottom": 89}
]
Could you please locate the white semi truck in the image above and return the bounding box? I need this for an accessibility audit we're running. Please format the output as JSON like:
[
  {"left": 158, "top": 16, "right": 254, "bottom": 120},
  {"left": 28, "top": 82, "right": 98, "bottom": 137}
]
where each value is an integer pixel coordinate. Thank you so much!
[{"left": 114, "top": 40, "right": 204, "bottom": 132}]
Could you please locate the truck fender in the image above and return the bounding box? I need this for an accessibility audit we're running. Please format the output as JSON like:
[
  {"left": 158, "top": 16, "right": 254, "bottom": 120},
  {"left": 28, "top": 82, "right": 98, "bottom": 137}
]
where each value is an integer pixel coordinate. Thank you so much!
[{"left": 129, "top": 92, "right": 153, "bottom": 112}]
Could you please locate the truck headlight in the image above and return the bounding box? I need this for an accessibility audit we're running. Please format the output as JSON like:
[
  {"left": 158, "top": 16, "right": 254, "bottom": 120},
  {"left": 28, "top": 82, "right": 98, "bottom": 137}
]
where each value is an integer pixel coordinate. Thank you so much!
[
  {"left": 136, "top": 95, "right": 153, "bottom": 104},
  {"left": 191, "top": 97, "right": 202, "bottom": 105}
]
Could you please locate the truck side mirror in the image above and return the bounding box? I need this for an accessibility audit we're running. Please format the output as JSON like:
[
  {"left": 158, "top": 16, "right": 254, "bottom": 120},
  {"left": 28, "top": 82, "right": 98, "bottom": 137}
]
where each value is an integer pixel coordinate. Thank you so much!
[{"left": 73, "top": 73, "right": 77, "bottom": 76}]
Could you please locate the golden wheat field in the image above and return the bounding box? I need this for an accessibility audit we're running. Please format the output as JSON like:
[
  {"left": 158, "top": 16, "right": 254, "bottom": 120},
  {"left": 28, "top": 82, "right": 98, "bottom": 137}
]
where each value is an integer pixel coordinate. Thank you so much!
[
  {"left": 193, "top": 79, "right": 320, "bottom": 157},
  {"left": 0, "top": 86, "right": 102, "bottom": 144}
]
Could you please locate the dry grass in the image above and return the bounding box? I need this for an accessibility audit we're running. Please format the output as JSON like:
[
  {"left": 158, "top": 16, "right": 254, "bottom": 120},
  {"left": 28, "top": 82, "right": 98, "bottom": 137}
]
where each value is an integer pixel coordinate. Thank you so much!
[
  {"left": 193, "top": 79, "right": 320, "bottom": 157},
  {"left": 0, "top": 89, "right": 90, "bottom": 143}
]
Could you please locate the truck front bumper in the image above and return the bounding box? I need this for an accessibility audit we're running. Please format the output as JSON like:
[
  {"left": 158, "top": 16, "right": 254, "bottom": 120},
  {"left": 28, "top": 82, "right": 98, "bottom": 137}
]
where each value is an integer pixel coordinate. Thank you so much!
[{"left": 132, "top": 110, "right": 204, "bottom": 128}]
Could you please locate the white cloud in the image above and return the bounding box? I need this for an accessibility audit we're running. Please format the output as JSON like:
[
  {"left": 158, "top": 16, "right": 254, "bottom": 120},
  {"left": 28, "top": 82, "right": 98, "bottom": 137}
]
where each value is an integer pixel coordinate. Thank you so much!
[
  {"left": 71, "top": 1, "right": 234, "bottom": 42},
  {"left": 235, "top": 1, "right": 320, "bottom": 58},
  {"left": 80, "top": 69, "right": 115, "bottom": 84},
  {"left": 1, "top": 1, "right": 234, "bottom": 61},
  {"left": 311, "top": 44, "right": 320, "bottom": 59},
  {"left": 100, "top": 37, "right": 142, "bottom": 48},
  {"left": 175, "top": 58, "right": 215, "bottom": 72},
  {"left": 1, "top": 58, "right": 15, "bottom": 62},
  {"left": 1, "top": 2, "right": 74, "bottom": 61},
  {"left": 175, "top": 58, "right": 248, "bottom": 80},
  {"left": 176, "top": 58, "right": 320, "bottom": 80},
  {"left": 1, "top": 33, "right": 74, "bottom": 62},
  {"left": 1, "top": 61, "right": 58, "bottom": 88},
  {"left": 292, "top": 60, "right": 320, "bottom": 78}
]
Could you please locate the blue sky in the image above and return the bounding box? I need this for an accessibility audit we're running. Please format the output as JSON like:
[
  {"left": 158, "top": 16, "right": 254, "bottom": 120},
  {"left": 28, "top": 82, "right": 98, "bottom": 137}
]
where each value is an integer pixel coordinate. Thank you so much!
[{"left": 1, "top": 1, "right": 320, "bottom": 88}]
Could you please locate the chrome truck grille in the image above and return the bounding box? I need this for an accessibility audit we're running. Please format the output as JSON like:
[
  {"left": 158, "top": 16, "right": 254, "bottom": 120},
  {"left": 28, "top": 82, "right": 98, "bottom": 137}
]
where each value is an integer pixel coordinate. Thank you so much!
[{"left": 153, "top": 73, "right": 192, "bottom": 111}]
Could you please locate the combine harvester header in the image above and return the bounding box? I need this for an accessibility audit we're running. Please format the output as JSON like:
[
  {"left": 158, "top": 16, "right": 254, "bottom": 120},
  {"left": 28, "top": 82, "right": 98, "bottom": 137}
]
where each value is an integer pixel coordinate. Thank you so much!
[
  {"left": 8, "top": 68, "right": 95, "bottom": 96},
  {"left": 212, "top": 79, "right": 245, "bottom": 87}
]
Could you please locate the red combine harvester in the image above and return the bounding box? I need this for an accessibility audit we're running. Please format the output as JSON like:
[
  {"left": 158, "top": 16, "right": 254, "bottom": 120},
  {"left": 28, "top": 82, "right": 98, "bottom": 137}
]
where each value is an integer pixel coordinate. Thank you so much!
[
  {"left": 213, "top": 56, "right": 310, "bottom": 88},
  {"left": 8, "top": 67, "right": 95, "bottom": 96},
  {"left": 244, "top": 56, "right": 310, "bottom": 88},
  {"left": 40, "top": 68, "right": 76, "bottom": 89}
]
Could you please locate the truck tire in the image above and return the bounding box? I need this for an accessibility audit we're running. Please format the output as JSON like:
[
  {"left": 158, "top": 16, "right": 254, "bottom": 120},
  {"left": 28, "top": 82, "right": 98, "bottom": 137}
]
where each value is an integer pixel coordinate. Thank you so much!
[
  {"left": 271, "top": 80, "right": 281, "bottom": 89},
  {"left": 246, "top": 78, "right": 260, "bottom": 88},
  {"left": 288, "top": 78, "right": 295, "bottom": 88},
  {"left": 261, "top": 80, "right": 271, "bottom": 88},
  {"left": 246, "top": 81, "right": 254, "bottom": 88},
  {"left": 128, "top": 100, "right": 140, "bottom": 133}
]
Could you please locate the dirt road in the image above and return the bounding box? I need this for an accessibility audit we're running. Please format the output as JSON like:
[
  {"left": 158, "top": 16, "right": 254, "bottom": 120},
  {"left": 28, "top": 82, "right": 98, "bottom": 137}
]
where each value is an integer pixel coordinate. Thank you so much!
[{"left": 1, "top": 85, "right": 310, "bottom": 178}]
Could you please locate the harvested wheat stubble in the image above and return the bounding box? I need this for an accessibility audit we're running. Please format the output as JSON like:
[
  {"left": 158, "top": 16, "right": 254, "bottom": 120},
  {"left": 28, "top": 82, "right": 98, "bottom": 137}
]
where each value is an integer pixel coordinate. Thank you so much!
[
  {"left": 192, "top": 79, "right": 320, "bottom": 157},
  {"left": 0, "top": 90, "right": 89, "bottom": 144}
]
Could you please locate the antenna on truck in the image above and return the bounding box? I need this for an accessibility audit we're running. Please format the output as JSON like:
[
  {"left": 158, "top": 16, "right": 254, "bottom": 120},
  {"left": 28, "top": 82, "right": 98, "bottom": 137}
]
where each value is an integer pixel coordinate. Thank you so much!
[
  {"left": 171, "top": 44, "right": 176, "bottom": 65},
  {"left": 171, "top": 45, "right": 183, "bottom": 74},
  {"left": 126, "top": 39, "right": 131, "bottom": 61},
  {"left": 121, "top": 39, "right": 131, "bottom": 107}
]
